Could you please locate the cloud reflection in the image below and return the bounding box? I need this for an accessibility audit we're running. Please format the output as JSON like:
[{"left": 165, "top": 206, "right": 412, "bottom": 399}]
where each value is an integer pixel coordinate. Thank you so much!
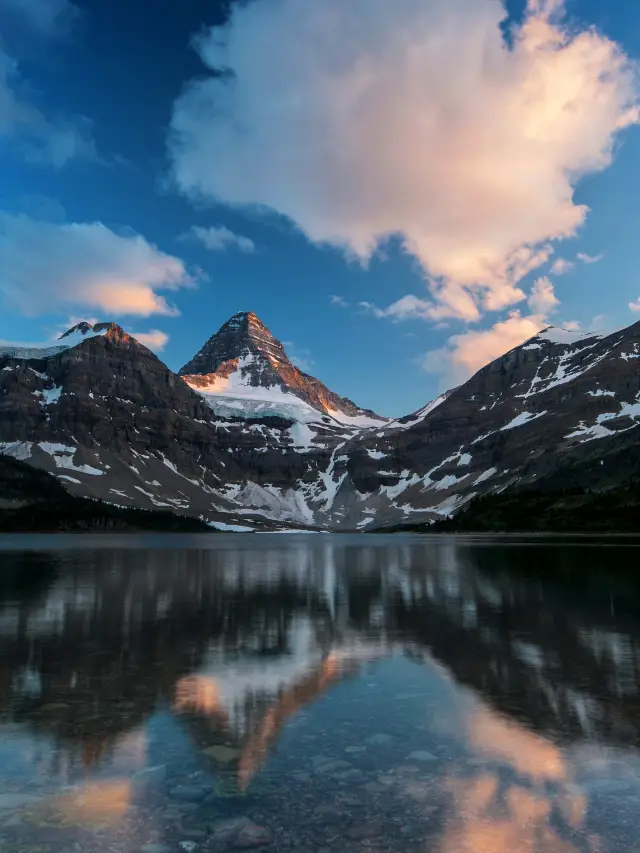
[{"left": 436, "top": 699, "right": 596, "bottom": 853}]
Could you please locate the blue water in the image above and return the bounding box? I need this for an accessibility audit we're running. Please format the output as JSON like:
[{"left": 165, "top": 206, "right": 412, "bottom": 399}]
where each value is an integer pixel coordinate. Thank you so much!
[{"left": 0, "top": 533, "right": 639, "bottom": 853}]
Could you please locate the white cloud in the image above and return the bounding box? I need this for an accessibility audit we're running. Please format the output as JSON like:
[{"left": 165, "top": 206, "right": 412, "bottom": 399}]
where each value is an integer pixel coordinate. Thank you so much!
[
  {"left": 0, "top": 0, "right": 77, "bottom": 37},
  {"left": 576, "top": 252, "right": 605, "bottom": 264},
  {"left": 527, "top": 276, "right": 559, "bottom": 315},
  {"left": 0, "top": 49, "right": 98, "bottom": 167},
  {"left": 550, "top": 258, "right": 574, "bottom": 275},
  {"left": 0, "top": 213, "right": 195, "bottom": 317},
  {"left": 629, "top": 298, "right": 640, "bottom": 313},
  {"left": 183, "top": 225, "right": 255, "bottom": 253},
  {"left": 131, "top": 329, "right": 169, "bottom": 352},
  {"left": 329, "top": 294, "right": 348, "bottom": 308},
  {"left": 169, "top": 0, "right": 638, "bottom": 322}
]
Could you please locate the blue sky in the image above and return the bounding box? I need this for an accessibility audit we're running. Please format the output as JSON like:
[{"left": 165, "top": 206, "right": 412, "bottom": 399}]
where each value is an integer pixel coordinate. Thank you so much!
[{"left": 1, "top": 0, "right": 640, "bottom": 417}]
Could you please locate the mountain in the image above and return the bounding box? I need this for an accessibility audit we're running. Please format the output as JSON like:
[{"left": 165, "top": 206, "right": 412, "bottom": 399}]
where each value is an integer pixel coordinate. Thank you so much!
[
  {"left": 0, "top": 315, "right": 639, "bottom": 531},
  {"left": 333, "top": 322, "right": 640, "bottom": 528},
  {"left": 180, "top": 311, "right": 386, "bottom": 427},
  {"left": 0, "top": 321, "right": 283, "bottom": 529},
  {"left": 0, "top": 319, "right": 382, "bottom": 530}
]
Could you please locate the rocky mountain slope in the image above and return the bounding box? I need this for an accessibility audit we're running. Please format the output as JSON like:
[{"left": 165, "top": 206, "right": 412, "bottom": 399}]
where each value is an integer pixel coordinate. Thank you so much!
[
  {"left": 333, "top": 323, "right": 640, "bottom": 527},
  {"left": 0, "top": 455, "right": 210, "bottom": 532},
  {"left": 0, "top": 319, "right": 381, "bottom": 529},
  {"left": 0, "top": 315, "right": 639, "bottom": 530}
]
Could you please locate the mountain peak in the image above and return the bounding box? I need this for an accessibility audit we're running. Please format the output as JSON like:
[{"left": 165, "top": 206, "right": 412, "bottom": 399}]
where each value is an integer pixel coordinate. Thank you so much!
[
  {"left": 179, "top": 312, "right": 387, "bottom": 425},
  {"left": 179, "top": 312, "right": 286, "bottom": 376},
  {"left": 59, "top": 321, "right": 126, "bottom": 341}
]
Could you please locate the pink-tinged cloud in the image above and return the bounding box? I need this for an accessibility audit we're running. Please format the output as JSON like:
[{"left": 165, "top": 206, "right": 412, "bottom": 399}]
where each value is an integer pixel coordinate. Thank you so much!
[
  {"left": 576, "top": 252, "right": 605, "bottom": 264},
  {"left": 0, "top": 213, "right": 194, "bottom": 317},
  {"left": 169, "top": 0, "right": 638, "bottom": 321},
  {"left": 422, "top": 308, "right": 552, "bottom": 387},
  {"left": 527, "top": 276, "right": 560, "bottom": 315},
  {"left": 131, "top": 329, "right": 169, "bottom": 352},
  {"left": 629, "top": 298, "right": 640, "bottom": 313},
  {"left": 550, "top": 258, "right": 574, "bottom": 275}
]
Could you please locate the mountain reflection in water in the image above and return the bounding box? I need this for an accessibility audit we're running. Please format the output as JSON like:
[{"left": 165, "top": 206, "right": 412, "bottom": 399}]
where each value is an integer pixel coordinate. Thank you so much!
[{"left": 0, "top": 534, "right": 639, "bottom": 853}]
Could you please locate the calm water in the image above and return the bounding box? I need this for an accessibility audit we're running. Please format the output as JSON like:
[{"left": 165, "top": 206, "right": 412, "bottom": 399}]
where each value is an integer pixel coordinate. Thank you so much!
[{"left": 1, "top": 534, "right": 640, "bottom": 853}]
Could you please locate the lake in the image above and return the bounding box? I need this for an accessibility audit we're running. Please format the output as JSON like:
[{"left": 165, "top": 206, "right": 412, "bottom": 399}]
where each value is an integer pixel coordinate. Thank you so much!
[{"left": 0, "top": 533, "right": 640, "bottom": 853}]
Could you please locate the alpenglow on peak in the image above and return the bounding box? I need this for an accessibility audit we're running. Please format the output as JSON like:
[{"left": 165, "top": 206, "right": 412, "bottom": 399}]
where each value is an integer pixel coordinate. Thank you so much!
[
  {"left": 179, "top": 311, "right": 387, "bottom": 425},
  {"left": 179, "top": 311, "right": 287, "bottom": 376}
]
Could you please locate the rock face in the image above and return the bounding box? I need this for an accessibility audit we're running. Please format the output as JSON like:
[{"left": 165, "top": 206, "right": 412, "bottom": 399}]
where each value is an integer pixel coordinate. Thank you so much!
[
  {"left": 180, "top": 311, "right": 386, "bottom": 426},
  {"left": 1, "top": 317, "right": 639, "bottom": 530}
]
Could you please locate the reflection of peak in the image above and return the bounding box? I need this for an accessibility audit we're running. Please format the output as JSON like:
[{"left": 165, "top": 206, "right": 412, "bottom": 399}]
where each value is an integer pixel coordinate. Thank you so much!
[{"left": 175, "top": 636, "right": 389, "bottom": 789}]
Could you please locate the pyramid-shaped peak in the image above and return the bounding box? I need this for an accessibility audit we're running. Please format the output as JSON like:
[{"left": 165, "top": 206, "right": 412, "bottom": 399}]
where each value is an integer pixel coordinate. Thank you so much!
[
  {"left": 223, "top": 311, "right": 270, "bottom": 334},
  {"left": 180, "top": 311, "right": 387, "bottom": 424},
  {"left": 179, "top": 311, "right": 286, "bottom": 376}
]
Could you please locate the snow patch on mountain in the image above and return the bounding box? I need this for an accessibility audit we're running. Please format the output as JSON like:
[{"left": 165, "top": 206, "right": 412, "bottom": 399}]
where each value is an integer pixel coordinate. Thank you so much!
[
  {"left": 0, "top": 324, "right": 109, "bottom": 360},
  {"left": 185, "top": 356, "right": 340, "bottom": 426},
  {"left": 474, "top": 467, "right": 498, "bottom": 485},
  {"left": 387, "top": 393, "right": 450, "bottom": 430},
  {"left": 33, "top": 386, "right": 63, "bottom": 406},
  {"left": 289, "top": 422, "right": 317, "bottom": 450},
  {"left": 0, "top": 441, "right": 33, "bottom": 461},
  {"left": 366, "top": 449, "right": 387, "bottom": 460},
  {"left": 535, "top": 326, "right": 610, "bottom": 345},
  {"left": 567, "top": 397, "right": 640, "bottom": 443},
  {"left": 39, "top": 443, "right": 104, "bottom": 476},
  {"left": 324, "top": 408, "right": 386, "bottom": 428},
  {"left": 501, "top": 410, "right": 547, "bottom": 431}
]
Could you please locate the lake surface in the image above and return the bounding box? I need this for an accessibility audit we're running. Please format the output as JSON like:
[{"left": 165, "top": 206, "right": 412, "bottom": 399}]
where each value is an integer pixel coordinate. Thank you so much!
[{"left": 1, "top": 534, "right": 640, "bottom": 853}]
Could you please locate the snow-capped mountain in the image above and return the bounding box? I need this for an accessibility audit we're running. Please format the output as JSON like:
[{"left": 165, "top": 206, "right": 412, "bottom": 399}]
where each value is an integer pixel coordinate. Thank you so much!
[
  {"left": 180, "top": 311, "right": 386, "bottom": 427},
  {"left": 333, "top": 322, "right": 640, "bottom": 527},
  {"left": 0, "top": 315, "right": 639, "bottom": 530},
  {"left": 0, "top": 318, "right": 385, "bottom": 529}
]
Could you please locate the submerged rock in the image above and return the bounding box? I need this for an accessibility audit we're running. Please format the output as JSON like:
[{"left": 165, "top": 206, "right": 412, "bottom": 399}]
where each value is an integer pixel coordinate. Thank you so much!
[
  {"left": 211, "top": 817, "right": 272, "bottom": 848},
  {"left": 212, "top": 817, "right": 254, "bottom": 842},
  {"left": 407, "top": 751, "right": 437, "bottom": 763},
  {"left": 314, "top": 760, "right": 352, "bottom": 775},
  {"left": 169, "top": 784, "right": 208, "bottom": 803},
  {"left": 130, "top": 765, "right": 167, "bottom": 805},
  {"left": 233, "top": 823, "right": 273, "bottom": 849},
  {"left": 202, "top": 744, "right": 240, "bottom": 763},
  {"left": 366, "top": 733, "right": 392, "bottom": 746}
]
